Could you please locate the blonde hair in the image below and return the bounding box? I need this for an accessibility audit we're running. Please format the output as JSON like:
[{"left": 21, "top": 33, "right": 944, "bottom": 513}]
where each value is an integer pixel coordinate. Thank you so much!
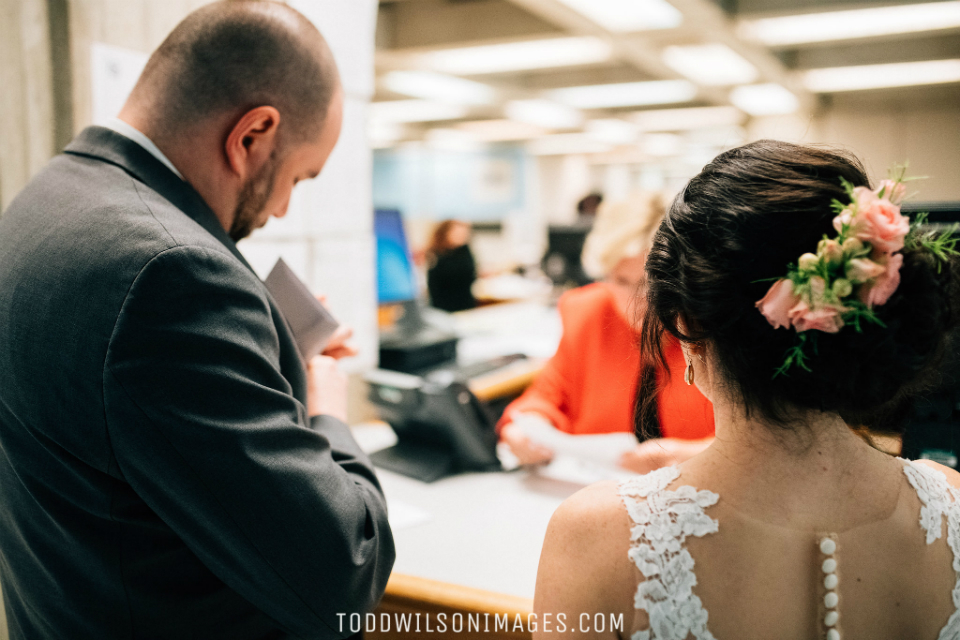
[{"left": 581, "top": 191, "right": 669, "bottom": 278}]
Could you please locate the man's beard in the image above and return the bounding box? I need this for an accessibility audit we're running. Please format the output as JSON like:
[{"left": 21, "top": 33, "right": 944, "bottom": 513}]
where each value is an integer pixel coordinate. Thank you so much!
[{"left": 229, "top": 156, "right": 280, "bottom": 242}]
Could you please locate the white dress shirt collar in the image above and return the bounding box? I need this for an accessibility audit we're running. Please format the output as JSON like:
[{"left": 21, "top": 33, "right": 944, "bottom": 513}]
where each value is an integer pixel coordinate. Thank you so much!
[{"left": 102, "top": 118, "right": 185, "bottom": 181}]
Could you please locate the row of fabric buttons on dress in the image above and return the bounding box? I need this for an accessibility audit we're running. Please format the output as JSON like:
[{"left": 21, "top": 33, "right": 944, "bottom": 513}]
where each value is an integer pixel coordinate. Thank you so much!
[{"left": 820, "top": 535, "right": 840, "bottom": 640}]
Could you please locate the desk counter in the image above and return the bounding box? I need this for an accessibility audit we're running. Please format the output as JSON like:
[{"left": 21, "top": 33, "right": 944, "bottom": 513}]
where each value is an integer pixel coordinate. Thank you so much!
[{"left": 353, "top": 423, "right": 582, "bottom": 638}]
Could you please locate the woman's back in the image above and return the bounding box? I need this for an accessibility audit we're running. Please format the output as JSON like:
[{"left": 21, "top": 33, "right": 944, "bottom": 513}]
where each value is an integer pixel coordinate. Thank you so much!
[
  {"left": 535, "top": 445, "right": 960, "bottom": 640},
  {"left": 622, "top": 459, "right": 959, "bottom": 640}
]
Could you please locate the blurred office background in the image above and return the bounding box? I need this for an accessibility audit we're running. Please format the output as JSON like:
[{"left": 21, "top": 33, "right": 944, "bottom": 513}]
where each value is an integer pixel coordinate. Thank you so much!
[{"left": 2, "top": 0, "right": 960, "bottom": 397}]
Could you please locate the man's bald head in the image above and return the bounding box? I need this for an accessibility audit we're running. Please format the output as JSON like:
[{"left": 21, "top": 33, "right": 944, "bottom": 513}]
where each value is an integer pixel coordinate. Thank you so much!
[{"left": 129, "top": 0, "right": 339, "bottom": 147}]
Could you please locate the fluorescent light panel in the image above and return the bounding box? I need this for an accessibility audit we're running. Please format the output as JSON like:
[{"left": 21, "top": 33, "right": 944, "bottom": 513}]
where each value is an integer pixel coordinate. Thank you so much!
[
  {"left": 641, "top": 133, "right": 683, "bottom": 157},
  {"left": 662, "top": 44, "right": 758, "bottom": 86},
  {"left": 631, "top": 106, "right": 744, "bottom": 131},
  {"left": 382, "top": 71, "right": 494, "bottom": 105},
  {"left": 425, "top": 129, "right": 487, "bottom": 152},
  {"left": 729, "top": 83, "right": 798, "bottom": 116},
  {"left": 456, "top": 119, "right": 546, "bottom": 141},
  {"left": 527, "top": 134, "right": 613, "bottom": 156},
  {"left": 423, "top": 37, "right": 612, "bottom": 75},
  {"left": 740, "top": 1, "right": 960, "bottom": 46},
  {"left": 369, "top": 100, "right": 468, "bottom": 123},
  {"left": 585, "top": 119, "right": 639, "bottom": 144},
  {"left": 505, "top": 100, "right": 583, "bottom": 129},
  {"left": 549, "top": 80, "right": 697, "bottom": 109},
  {"left": 804, "top": 59, "right": 960, "bottom": 92},
  {"left": 555, "top": 0, "right": 682, "bottom": 32}
]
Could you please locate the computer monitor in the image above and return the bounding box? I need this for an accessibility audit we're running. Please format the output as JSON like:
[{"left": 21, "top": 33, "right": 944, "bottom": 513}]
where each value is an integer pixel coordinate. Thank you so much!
[
  {"left": 542, "top": 222, "right": 594, "bottom": 287},
  {"left": 374, "top": 208, "right": 459, "bottom": 372},
  {"left": 374, "top": 208, "right": 418, "bottom": 305}
]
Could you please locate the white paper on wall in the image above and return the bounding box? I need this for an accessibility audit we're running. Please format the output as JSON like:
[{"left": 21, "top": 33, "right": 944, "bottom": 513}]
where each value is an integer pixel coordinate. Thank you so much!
[{"left": 90, "top": 43, "right": 148, "bottom": 126}]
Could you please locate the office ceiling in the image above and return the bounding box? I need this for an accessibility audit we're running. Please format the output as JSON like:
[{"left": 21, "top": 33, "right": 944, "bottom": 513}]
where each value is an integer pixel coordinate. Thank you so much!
[{"left": 371, "top": 0, "right": 960, "bottom": 156}]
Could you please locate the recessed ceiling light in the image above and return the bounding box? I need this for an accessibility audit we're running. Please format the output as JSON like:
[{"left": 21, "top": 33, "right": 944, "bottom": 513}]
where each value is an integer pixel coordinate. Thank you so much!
[
  {"left": 369, "top": 100, "right": 469, "bottom": 123},
  {"left": 382, "top": 71, "right": 495, "bottom": 105},
  {"left": 739, "top": 1, "right": 960, "bottom": 46},
  {"left": 549, "top": 80, "right": 697, "bottom": 109},
  {"left": 729, "top": 84, "right": 798, "bottom": 116},
  {"left": 555, "top": 0, "right": 682, "bottom": 32},
  {"left": 422, "top": 37, "right": 612, "bottom": 76},
  {"left": 803, "top": 59, "right": 960, "bottom": 92},
  {"left": 630, "top": 106, "right": 745, "bottom": 131},
  {"left": 504, "top": 100, "right": 584, "bottom": 129},
  {"left": 662, "top": 44, "right": 758, "bottom": 86}
]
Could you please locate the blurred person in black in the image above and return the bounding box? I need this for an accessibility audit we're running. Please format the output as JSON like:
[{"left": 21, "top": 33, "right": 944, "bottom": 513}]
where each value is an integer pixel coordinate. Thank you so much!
[{"left": 426, "top": 219, "right": 478, "bottom": 312}]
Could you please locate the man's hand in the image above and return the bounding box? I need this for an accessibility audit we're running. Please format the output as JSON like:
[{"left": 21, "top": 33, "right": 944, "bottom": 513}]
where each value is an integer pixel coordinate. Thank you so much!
[
  {"left": 322, "top": 326, "right": 358, "bottom": 360},
  {"left": 500, "top": 421, "right": 555, "bottom": 466},
  {"left": 306, "top": 355, "right": 348, "bottom": 422}
]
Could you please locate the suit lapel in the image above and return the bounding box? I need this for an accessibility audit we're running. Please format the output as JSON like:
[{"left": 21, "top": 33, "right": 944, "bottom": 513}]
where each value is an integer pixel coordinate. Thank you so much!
[{"left": 65, "top": 126, "right": 308, "bottom": 406}]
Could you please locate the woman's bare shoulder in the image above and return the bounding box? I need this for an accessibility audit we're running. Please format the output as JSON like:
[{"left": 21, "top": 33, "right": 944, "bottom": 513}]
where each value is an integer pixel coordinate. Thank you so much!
[
  {"left": 546, "top": 481, "right": 629, "bottom": 549},
  {"left": 911, "top": 458, "right": 960, "bottom": 490},
  {"left": 535, "top": 480, "right": 636, "bottom": 634}
]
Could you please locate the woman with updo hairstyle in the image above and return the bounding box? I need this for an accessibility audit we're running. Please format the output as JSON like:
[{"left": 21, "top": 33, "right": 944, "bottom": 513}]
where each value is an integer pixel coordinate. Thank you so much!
[{"left": 533, "top": 140, "right": 960, "bottom": 640}]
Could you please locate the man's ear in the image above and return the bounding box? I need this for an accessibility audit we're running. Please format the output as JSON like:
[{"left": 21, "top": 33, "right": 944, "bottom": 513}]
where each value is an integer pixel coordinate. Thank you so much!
[{"left": 224, "top": 106, "right": 281, "bottom": 181}]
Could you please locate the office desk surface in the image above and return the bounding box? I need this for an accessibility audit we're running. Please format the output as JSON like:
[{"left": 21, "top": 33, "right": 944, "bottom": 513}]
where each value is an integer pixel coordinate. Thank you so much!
[{"left": 353, "top": 422, "right": 579, "bottom": 600}]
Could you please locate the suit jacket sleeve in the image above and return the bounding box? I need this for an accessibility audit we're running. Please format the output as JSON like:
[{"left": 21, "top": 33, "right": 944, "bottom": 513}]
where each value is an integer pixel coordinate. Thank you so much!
[{"left": 103, "top": 244, "right": 395, "bottom": 639}]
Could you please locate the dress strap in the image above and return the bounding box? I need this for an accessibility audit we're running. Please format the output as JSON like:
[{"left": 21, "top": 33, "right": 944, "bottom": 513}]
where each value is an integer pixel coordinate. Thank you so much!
[
  {"left": 619, "top": 466, "right": 720, "bottom": 640},
  {"left": 902, "top": 460, "right": 960, "bottom": 639}
]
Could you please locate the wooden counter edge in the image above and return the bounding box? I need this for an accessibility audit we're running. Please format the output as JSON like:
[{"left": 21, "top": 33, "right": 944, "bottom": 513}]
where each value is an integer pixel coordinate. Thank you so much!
[{"left": 382, "top": 573, "right": 533, "bottom": 618}]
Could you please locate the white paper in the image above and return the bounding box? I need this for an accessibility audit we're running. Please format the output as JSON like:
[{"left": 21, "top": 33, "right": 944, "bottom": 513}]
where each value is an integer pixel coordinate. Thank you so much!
[
  {"left": 388, "top": 499, "right": 431, "bottom": 531},
  {"left": 512, "top": 413, "right": 638, "bottom": 469},
  {"left": 90, "top": 43, "right": 148, "bottom": 126},
  {"left": 536, "top": 455, "right": 637, "bottom": 486}
]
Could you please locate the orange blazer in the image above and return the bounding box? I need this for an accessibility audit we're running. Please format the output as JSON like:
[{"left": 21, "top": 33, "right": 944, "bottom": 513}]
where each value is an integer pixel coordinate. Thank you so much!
[{"left": 498, "top": 283, "right": 714, "bottom": 439}]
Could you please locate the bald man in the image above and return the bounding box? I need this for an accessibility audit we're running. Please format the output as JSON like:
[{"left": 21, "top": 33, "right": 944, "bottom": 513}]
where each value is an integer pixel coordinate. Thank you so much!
[{"left": 0, "top": 2, "right": 394, "bottom": 639}]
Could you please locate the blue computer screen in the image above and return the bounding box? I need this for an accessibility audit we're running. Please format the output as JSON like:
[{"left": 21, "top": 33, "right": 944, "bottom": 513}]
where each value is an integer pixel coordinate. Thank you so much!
[{"left": 374, "top": 208, "right": 418, "bottom": 304}]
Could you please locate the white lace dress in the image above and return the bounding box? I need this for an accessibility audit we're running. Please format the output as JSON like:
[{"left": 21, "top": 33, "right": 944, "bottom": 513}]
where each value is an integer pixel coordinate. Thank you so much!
[{"left": 619, "top": 460, "right": 960, "bottom": 640}]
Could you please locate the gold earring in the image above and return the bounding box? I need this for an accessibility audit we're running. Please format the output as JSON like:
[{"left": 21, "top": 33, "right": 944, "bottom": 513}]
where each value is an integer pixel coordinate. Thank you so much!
[{"left": 684, "top": 358, "right": 695, "bottom": 386}]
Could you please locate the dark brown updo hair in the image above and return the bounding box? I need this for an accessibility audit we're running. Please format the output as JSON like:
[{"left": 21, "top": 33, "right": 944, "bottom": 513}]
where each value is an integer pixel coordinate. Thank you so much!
[{"left": 640, "top": 140, "right": 959, "bottom": 432}]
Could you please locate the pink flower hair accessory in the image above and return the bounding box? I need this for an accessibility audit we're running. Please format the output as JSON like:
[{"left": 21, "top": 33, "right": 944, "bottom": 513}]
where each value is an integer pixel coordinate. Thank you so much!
[{"left": 755, "top": 166, "right": 957, "bottom": 377}]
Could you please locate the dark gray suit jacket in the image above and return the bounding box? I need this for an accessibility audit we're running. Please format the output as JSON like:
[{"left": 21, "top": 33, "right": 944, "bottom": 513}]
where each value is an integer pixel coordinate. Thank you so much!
[{"left": 0, "top": 127, "right": 395, "bottom": 639}]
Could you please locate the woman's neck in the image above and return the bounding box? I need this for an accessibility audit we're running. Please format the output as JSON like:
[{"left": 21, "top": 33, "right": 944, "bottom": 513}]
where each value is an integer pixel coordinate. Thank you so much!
[{"left": 690, "top": 392, "right": 902, "bottom": 531}]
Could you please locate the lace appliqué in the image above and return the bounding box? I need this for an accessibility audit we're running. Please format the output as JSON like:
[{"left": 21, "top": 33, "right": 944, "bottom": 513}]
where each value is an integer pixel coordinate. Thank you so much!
[
  {"left": 903, "top": 460, "right": 960, "bottom": 640},
  {"left": 619, "top": 466, "right": 720, "bottom": 640}
]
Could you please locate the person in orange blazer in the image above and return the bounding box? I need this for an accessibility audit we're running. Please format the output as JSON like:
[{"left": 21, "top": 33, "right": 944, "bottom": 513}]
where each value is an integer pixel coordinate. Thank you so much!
[{"left": 498, "top": 192, "right": 714, "bottom": 473}]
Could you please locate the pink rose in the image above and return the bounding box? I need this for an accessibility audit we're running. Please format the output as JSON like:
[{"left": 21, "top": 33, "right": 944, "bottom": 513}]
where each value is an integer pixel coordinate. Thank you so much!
[
  {"left": 859, "top": 252, "right": 903, "bottom": 308},
  {"left": 755, "top": 279, "right": 799, "bottom": 330},
  {"left": 846, "top": 257, "right": 886, "bottom": 283},
  {"left": 877, "top": 179, "right": 906, "bottom": 205},
  {"left": 833, "top": 186, "right": 877, "bottom": 235},
  {"left": 789, "top": 300, "right": 847, "bottom": 334},
  {"left": 857, "top": 198, "right": 910, "bottom": 253}
]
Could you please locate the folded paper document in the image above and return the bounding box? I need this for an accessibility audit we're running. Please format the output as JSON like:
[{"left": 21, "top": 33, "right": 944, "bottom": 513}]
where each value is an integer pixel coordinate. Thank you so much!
[{"left": 263, "top": 258, "right": 340, "bottom": 362}]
